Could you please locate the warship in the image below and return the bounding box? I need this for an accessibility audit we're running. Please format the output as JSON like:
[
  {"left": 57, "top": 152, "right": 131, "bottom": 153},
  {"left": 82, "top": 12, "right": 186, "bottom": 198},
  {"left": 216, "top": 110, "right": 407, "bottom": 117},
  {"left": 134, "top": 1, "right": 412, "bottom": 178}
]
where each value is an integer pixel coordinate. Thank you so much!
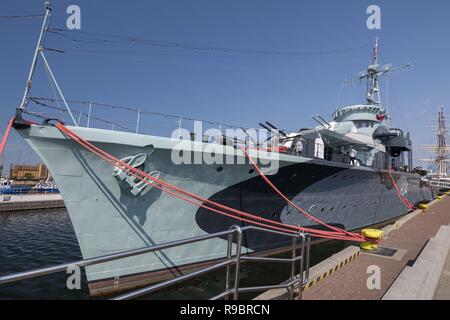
[{"left": 10, "top": 3, "right": 433, "bottom": 296}]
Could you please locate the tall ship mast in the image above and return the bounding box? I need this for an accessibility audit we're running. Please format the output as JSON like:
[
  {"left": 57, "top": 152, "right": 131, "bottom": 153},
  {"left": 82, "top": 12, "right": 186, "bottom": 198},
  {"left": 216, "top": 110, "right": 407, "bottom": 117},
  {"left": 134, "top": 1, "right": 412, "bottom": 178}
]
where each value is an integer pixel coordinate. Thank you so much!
[
  {"left": 7, "top": 2, "right": 433, "bottom": 296},
  {"left": 419, "top": 106, "right": 450, "bottom": 184}
]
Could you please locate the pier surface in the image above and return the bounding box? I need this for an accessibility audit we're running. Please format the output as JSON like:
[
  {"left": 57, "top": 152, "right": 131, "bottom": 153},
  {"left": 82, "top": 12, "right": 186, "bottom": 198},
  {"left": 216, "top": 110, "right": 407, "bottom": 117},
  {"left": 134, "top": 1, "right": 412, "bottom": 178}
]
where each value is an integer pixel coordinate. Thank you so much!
[
  {"left": 0, "top": 194, "right": 65, "bottom": 212},
  {"left": 434, "top": 241, "right": 450, "bottom": 299},
  {"left": 256, "top": 195, "right": 450, "bottom": 300},
  {"left": 304, "top": 196, "right": 450, "bottom": 300}
]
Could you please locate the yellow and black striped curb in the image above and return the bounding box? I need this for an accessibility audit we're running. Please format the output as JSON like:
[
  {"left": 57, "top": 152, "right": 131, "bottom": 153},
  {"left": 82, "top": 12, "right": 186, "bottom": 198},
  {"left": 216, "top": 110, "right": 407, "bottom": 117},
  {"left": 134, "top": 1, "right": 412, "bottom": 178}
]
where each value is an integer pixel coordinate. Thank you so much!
[{"left": 304, "top": 251, "right": 360, "bottom": 291}]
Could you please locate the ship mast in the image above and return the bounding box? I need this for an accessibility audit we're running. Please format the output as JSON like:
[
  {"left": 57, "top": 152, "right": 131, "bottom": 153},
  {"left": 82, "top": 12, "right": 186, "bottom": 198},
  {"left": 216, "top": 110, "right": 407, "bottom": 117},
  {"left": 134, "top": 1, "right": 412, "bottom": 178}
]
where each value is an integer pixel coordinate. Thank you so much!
[
  {"left": 345, "top": 38, "right": 411, "bottom": 111},
  {"left": 18, "top": 0, "right": 52, "bottom": 110},
  {"left": 16, "top": 0, "right": 78, "bottom": 126},
  {"left": 436, "top": 107, "right": 449, "bottom": 177},
  {"left": 419, "top": 106, "right": 450, "bottom": 178},
  {"left": 366, "top": 38, "right": 381, "bottom": 106}
]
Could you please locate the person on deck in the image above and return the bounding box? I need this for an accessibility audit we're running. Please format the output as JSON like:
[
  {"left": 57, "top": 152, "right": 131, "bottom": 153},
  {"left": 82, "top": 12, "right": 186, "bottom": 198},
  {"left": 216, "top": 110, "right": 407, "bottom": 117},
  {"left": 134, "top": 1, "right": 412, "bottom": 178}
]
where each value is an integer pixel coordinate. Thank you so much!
[
  {"left": 294, "top": 139, "right": 304, "bottom": 156},
  {"left": 348, "top": 146, "right": 357, "bottom": 165}
]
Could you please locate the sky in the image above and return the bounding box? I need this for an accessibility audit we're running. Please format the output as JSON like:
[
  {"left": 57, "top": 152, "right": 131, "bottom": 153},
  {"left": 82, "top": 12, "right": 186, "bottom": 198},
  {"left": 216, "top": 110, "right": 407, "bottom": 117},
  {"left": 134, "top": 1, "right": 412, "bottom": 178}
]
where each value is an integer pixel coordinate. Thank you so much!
[{"left": 1, "top": 0, "right": 450, "bottom": 176}]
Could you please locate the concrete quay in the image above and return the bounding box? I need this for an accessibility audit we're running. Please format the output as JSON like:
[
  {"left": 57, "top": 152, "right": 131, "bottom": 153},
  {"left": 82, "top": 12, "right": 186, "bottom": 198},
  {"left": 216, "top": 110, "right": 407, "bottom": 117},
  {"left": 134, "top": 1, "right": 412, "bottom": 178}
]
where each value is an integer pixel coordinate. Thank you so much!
[
  {"left": 383, "top": 224, "right": 450, "bottom": 300},
  {"left": 0, "top": 194, "right": 65, "bottom": 212},
  {"left": 255, "top": 195, "right": 450, "bottom": 300}
]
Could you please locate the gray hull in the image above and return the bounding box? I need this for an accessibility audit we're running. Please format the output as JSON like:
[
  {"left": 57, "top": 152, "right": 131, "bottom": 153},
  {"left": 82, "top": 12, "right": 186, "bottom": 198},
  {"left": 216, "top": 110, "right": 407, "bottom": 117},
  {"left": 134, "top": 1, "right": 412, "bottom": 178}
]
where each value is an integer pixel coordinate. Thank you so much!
[{"left": 19, "top": 124, "right": 433, "bottom": 296}]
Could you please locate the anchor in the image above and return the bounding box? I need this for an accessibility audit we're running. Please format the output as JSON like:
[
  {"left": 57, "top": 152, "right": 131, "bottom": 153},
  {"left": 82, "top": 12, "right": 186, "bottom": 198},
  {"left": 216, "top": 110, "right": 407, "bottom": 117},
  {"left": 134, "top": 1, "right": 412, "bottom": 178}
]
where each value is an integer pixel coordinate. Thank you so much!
[{"left": 113, "top": 153, "right": 160, "bottom": 196}]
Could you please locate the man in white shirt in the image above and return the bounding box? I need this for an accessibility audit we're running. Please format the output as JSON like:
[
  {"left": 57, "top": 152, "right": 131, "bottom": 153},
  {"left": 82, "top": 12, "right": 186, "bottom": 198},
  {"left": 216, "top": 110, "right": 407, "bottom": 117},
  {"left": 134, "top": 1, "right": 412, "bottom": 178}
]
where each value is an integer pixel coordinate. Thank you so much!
[
  {"left": 348, "top": 146, "right": 357, "bottom": 165},
  {"left": 295, "top": 139, "right": 304, "bottom": 156}
]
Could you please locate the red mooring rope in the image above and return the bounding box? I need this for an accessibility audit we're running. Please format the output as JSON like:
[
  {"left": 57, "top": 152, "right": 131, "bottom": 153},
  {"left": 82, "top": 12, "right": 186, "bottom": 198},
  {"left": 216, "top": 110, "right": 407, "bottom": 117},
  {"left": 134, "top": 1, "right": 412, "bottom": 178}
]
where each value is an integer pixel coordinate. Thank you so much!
[
  {"left": 387, "top": 167, "right": 417, "bottom": 211},
  {"left": 241, "top": 147, "right": 365, "bottom": 241},
  {"left": 54, "top": 122, "right": 366, "bottom": 242},
  {"left": 0, "top": 117, "right": 14, "bottom": 157}
]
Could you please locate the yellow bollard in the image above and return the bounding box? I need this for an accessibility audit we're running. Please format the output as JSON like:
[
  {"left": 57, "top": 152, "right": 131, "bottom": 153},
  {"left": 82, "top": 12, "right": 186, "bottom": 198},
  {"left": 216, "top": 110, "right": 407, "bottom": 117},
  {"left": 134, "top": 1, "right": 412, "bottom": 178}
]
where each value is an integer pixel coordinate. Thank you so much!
[
  {"left": 360, "top": 229, "right": 384, "bottom": 251},
  {"left": 436, "top": 196, "right": 443, "bottom": 200},
  {"left": 418, "top": 203, "right": 428, "bottom": 210}
]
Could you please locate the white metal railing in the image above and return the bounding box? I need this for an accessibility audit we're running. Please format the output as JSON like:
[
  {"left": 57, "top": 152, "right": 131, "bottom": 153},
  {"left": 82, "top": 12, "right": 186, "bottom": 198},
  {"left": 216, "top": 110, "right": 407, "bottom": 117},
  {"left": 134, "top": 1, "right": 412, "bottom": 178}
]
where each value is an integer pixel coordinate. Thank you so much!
[{"left": 0, "top": 225, "right": 310, "bottom": 300}]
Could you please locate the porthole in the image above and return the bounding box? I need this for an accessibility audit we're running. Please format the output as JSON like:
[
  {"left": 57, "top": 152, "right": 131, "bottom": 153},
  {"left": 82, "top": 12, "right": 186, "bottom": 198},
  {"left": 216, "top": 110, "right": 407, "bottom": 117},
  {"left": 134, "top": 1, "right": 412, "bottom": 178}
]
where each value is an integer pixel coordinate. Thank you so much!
[
  {"left": 249, "top": 169, "right": 255, "bottom": 174},
  {"left": 216, "top": 167, "right": 223, "bottom": 172},
  {"left": 320, "top": 208, "right": 325, "bottom": 212},
  {"left": 292, "top": 172, "right": 297, "bottom": 178}
]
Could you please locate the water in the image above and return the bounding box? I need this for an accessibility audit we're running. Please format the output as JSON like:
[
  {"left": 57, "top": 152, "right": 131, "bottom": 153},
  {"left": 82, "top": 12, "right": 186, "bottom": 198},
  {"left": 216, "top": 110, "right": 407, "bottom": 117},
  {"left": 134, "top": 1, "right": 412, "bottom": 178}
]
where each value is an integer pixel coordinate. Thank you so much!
[
  {"left": 0, "top": 209, "right": 347, "bottom": 300},
  {"left": 0, "top": 209, "right": 89, "bottom": 299}
]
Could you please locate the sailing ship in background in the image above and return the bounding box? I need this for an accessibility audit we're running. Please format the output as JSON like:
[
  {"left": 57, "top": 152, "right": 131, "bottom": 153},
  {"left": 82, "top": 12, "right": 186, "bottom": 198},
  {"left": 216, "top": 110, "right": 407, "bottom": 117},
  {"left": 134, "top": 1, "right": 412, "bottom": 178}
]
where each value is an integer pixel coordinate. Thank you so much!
[
  {"left": 419, "top": 106, "right": 450, "bottom": 190},
  {"left": 8, "top": 2, "right": 432, "bottom": 296}
]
